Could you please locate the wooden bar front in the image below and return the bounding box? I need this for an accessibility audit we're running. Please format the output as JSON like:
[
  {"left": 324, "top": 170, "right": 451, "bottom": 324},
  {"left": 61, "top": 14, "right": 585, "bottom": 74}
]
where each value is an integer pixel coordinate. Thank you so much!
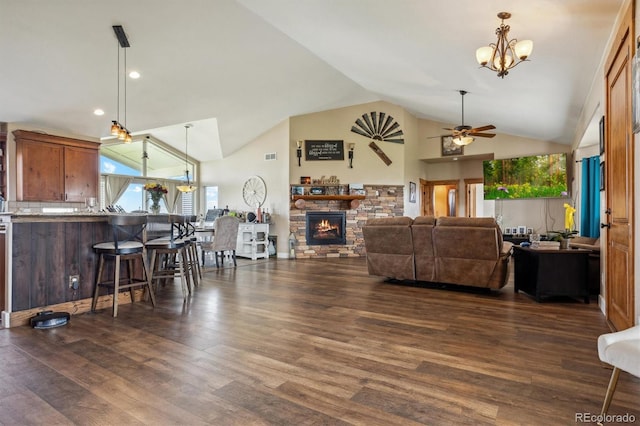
[{"left": 10, "top": 214, "right": 111, "bottom": 311}]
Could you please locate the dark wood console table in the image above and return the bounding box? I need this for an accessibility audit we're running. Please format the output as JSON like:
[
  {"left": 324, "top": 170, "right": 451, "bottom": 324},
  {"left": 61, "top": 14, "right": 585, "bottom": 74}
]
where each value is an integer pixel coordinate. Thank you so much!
[{"left": 513, "top": 246, "right": 590, "bottom": 303}]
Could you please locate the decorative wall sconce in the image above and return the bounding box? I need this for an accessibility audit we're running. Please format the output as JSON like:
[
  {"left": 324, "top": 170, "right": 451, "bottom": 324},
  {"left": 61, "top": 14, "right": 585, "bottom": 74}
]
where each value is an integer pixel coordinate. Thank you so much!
[
  {"left": 348, "top": 143, "right": 355, "bottom": 168},
  {"left": 296, "top": 140, "right": 302, "bottom": 167}
]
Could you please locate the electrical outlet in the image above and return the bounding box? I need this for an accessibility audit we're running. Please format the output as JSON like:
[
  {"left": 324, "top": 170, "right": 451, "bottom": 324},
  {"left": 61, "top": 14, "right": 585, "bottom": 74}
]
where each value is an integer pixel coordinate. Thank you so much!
[{"left": 69, "top": 275, "right": 80, "bottom": 290}]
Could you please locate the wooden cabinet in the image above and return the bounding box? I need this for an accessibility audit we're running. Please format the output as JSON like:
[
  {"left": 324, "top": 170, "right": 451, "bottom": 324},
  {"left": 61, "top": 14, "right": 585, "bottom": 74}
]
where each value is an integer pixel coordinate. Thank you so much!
[
  {"left": 14, "top": 130, "right": 99, "bottom": 202},
  {"left": 64, "top": 145, "right": 99, "bottom": 202}
]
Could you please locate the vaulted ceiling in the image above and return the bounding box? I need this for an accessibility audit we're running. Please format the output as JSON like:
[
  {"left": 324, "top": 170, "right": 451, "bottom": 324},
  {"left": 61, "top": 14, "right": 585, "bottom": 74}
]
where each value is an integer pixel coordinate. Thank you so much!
[{"left": 0, "top": 0, "right": 623, "bottom": 162}]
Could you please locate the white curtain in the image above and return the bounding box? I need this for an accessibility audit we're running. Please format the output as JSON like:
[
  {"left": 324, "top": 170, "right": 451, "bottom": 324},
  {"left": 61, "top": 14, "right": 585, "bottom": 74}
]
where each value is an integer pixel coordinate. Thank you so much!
[{"left": 105, "top": 175, "right": 133, "bottom": 206}]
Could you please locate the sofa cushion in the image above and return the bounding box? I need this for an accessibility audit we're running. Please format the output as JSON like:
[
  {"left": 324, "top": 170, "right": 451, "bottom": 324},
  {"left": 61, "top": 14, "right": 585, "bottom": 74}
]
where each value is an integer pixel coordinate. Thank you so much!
[
  {"left": 363, "top": 216, "right": 415, "bottom": 280},
  {"left": 411, "top": 216, "right": 437, "bottom": 281}
]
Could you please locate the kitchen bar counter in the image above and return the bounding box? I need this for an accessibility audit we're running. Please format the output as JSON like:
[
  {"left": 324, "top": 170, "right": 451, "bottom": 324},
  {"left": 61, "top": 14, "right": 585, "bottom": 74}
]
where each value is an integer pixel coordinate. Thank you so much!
[{"left": 1, "top": 212, "right": 149, "bottom": 327}]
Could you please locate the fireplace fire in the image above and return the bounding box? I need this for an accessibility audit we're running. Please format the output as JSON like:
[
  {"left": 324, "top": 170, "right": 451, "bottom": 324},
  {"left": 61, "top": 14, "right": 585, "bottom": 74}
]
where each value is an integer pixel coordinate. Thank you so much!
[{"left": 306, "top": 211, "right": 346, "bottom": 245}]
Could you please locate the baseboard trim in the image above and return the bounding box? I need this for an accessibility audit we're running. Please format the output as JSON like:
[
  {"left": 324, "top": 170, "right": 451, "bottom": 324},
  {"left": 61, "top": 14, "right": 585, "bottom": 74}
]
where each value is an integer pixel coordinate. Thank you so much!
[{"left": 4, "top": 289, "right": 146, "bottom": 328}]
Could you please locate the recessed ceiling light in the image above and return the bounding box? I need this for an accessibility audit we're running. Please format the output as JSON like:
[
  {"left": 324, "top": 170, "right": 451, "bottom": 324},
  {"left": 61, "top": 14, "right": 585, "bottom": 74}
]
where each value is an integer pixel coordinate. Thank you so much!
[
  {"left": 93, "top": 109, "right": 105, "bottom": 116},
  {"left": 129, "top": 71, "right": 140, "bottom": 79}
]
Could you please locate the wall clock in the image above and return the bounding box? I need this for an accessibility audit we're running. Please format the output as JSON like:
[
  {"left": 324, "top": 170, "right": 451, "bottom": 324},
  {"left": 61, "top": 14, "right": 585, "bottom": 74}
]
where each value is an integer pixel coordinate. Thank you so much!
[
  {"left": 242, "top": 175, "right": 267, "bottom": 208},
  {"left": 441, "top": 136, "right": 464, "bottom": 156},
  {"left": 351, "top": 111, "right": 404, "bottom": 144}
]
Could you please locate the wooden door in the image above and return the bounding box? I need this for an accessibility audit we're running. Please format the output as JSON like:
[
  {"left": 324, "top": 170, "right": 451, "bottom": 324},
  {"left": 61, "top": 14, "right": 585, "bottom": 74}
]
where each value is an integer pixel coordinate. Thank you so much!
[
  {"left": 16, "top": 139, "right": 64, "bottom": 201},
  {"left": 64, "top": 146, "right": 99, "bottom": 202},
  {"left": 420, "top": 179, "right": 433, "bottom": 216},
  {"left": 604, "top": 2, "right": 635, "bottom": 330}
]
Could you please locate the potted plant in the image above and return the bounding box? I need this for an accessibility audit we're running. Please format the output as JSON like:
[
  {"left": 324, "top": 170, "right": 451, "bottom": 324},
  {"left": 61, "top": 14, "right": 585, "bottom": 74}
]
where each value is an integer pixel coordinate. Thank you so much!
[{"left": 549, "top": 229, "right": 578, "bottom": 249}]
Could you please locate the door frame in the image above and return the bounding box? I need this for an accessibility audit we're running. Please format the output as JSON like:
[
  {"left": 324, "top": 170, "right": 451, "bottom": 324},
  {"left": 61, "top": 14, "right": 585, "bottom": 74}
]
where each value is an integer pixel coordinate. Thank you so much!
[
  {"left": 464, "top": 178, "right": 483, "bottom": 218},
  {"left": 420, "top": 179, "right": 460, "bottom": 217}
]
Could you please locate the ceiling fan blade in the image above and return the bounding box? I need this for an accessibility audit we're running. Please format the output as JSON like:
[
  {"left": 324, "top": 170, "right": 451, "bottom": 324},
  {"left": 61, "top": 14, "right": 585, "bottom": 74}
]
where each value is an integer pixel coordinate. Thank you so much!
[
  {"left": 468, "top": 132, "right": 496, "bottom": 138},
  {"left": 468, "top": 124, "right": 496, "bottom": 133},
  {"left": 443, "top": 127, "right": 455, "bottom": 131},
  {"left": 426, "top": 135, "right": 447, "bottom": 139}
]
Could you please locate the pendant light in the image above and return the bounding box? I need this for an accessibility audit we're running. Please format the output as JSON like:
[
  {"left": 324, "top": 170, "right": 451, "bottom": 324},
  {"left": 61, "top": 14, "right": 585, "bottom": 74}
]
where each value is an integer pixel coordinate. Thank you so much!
[
  {"left": 476, "top": 12, "right": 533, "bottom": 78},
  {"left": 177, "top": 124, "right": 196, "bottom": 193},
  {"left": 110, "top": 25, "right": 132, "bottom": 143}
]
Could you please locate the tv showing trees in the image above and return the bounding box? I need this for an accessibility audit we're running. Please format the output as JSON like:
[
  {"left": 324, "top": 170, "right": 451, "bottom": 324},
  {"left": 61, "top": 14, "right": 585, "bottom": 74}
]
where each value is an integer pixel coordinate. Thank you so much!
[{"left": 483, "top": 153, "right": 568, "bottom": 200}]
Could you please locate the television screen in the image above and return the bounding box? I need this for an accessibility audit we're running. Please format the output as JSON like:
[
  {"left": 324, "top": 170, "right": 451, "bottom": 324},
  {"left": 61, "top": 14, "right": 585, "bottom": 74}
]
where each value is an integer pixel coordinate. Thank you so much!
[{"left": 483, "top": 153, "right": 568, "bottom": 200}]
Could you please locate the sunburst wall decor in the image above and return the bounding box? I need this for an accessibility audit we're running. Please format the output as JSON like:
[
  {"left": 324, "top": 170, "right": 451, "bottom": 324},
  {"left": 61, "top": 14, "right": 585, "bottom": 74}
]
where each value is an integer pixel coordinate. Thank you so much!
[{"left": 350, "top": 112, "right": 404, "bottom": 144}]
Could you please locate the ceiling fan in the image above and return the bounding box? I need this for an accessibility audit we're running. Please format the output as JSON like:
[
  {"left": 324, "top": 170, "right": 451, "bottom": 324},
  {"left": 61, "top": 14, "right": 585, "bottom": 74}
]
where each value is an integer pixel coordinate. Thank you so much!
[{"left": 440, "top": 90, "right": 496, "bottom": 146}]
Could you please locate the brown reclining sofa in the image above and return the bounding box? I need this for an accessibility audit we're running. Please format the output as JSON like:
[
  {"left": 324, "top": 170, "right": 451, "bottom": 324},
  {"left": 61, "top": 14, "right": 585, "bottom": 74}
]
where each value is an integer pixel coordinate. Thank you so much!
[{"left": 362, "top": 216, "right": 514, "bottom": 289}]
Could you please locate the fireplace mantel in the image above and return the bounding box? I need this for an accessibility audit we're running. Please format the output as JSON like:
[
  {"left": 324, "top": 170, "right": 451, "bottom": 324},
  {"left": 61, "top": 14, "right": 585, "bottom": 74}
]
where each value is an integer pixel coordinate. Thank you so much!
[{"left": 292, "top": 194, "right": 365, "bottom": 201}]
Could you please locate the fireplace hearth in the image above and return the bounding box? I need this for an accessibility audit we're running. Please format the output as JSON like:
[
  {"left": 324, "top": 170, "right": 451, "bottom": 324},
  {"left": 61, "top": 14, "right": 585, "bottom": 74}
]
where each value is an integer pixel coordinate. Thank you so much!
[{"left": 306, "top": 211, "right": 346, "bottom": 245}]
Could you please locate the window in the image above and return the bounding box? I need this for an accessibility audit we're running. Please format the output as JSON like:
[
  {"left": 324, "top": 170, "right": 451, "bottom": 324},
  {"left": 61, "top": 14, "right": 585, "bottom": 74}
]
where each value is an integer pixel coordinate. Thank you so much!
[
  {"left": 205, "top": 186, "right": 219, "bottom": 210},
  {"left": 99, "top": 137, "right": 199, "bottom": 214}
]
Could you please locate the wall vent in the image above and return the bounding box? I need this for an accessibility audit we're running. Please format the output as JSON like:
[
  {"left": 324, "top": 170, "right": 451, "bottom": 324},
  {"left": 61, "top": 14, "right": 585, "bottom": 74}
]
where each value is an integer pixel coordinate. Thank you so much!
[{"left": 264, "top": 152, "right": 277, "bottom": 161}]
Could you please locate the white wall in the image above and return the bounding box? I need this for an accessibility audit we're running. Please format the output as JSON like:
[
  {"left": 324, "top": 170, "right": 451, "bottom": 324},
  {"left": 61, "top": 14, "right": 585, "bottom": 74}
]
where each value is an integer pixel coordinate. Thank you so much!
[{"left": 199, "top": 119, "right": 291, "bottom": 255}]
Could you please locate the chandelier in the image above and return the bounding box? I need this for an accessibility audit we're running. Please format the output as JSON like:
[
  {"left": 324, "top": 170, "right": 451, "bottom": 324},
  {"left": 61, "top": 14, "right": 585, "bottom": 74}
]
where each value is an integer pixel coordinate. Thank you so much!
[
  {"left": 177, "top": 124, "right": 196, "bottom": 193},
  {"left": 110, "top": 25, "right": 132, "bottom": 143},
  {"left": 476, "top": 12, "right": 533, "bottom": 78}
]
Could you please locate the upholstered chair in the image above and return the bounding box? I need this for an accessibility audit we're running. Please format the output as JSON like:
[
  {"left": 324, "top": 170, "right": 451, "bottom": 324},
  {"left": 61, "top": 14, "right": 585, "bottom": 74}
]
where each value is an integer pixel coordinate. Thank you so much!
[
  {"left": 209, "top": 216, "right": 241, "bottom": 268},
  {"left": 596, "top": 323, "right": 640, "bottom": 424}
]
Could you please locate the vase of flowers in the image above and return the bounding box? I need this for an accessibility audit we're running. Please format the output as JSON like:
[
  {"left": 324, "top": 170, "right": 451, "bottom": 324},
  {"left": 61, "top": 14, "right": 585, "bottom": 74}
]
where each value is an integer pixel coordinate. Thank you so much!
[{"left": 144, "top": 183, "right": 167, "bottom": 214}]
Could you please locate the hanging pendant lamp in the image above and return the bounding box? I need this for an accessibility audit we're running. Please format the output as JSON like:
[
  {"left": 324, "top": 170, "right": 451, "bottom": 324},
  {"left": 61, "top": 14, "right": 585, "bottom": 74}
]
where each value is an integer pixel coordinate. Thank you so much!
[
  {"left": 177, "top": 124, "right": 196, "bottom": 193},
  {"left": 110, "top": 25, "right": 133, "bottom": 143}
]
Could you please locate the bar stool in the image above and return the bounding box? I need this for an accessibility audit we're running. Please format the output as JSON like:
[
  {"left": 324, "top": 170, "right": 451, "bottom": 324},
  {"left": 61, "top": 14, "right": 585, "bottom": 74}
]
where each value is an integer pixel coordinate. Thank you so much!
[
  {"left": 181, "top": 215, "right": 202, "bottom": 283},
  {"left": 91, "top": 214, "right": 156, "bottom": 317},
  {"left": 145, "top": 214, "right": 191, "bottom": 300}
]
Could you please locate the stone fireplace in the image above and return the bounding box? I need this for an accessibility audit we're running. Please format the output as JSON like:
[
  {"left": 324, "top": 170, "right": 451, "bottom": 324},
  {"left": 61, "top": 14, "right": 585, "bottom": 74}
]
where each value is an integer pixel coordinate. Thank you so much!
[
  {"left": 306, "top": 211, "right": 346, "bottom": 245},
  {"left": 289, "top": 184, "right": 404, "bottom": 258}
]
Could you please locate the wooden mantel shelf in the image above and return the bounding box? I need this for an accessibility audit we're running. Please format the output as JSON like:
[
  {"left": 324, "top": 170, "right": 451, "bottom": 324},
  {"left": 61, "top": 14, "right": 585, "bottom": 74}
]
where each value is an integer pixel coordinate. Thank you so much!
[{"left": 292, "top": 195, "right": 365, "bottom": 201}]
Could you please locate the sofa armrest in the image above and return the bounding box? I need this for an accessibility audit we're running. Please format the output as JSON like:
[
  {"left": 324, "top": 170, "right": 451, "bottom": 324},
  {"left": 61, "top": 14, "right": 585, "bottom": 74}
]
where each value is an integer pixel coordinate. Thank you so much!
[{"left": 501, "top": 241, "right": 514, "bottom": 258}]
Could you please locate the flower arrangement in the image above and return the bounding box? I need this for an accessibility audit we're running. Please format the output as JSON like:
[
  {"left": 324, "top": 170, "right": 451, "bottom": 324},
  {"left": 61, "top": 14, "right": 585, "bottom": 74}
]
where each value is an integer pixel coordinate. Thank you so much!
[{"left": 144, "top": 183, "right": 167, "bottom": 212}]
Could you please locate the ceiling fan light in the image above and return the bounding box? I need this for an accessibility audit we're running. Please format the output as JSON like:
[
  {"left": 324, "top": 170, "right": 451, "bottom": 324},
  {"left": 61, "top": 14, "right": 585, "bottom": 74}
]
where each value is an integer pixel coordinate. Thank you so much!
[
  {"left": 453, "top": 136, "right": 474, "bottom": 146},
  {"left": 514, "top": 39, "right": 533, "bottom": 60},
  {"left": 476, "top": 46, "right": 493, "bottom": 66}
]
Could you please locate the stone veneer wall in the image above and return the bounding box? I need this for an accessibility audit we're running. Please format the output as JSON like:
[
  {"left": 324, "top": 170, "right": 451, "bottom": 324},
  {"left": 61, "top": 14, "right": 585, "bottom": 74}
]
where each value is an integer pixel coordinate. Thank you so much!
[{"left": 289, "top": 184, "right": 404, "bottom": 258}]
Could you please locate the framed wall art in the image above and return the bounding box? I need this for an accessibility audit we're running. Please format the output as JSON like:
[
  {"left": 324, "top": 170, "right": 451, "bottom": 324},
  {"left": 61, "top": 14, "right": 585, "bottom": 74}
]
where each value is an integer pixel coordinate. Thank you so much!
[
  {"left": 409, "top": 181, "right": 417, "bottom": 203},
  {"left": 441, "top": 136, "right": 463, "bottom": 157}
]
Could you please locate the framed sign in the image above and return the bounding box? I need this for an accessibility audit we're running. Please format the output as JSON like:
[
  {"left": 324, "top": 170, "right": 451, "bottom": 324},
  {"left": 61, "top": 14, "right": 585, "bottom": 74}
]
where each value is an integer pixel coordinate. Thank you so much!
[{"left": 305, "top": 140, "right": 344, "bottom": 161}]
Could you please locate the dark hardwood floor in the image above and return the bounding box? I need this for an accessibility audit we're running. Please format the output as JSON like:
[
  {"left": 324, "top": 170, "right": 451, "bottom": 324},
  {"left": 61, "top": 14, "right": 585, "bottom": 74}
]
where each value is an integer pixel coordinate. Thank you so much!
[{"left": 1, "top": 257, "right": 638, "bottom": 425}]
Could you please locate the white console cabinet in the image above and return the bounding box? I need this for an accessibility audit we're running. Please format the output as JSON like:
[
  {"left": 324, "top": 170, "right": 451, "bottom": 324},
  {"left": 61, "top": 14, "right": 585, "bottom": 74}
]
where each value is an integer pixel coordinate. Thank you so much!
[{"left": 236, "top": 223, "right": 269, "bottom": 260}]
